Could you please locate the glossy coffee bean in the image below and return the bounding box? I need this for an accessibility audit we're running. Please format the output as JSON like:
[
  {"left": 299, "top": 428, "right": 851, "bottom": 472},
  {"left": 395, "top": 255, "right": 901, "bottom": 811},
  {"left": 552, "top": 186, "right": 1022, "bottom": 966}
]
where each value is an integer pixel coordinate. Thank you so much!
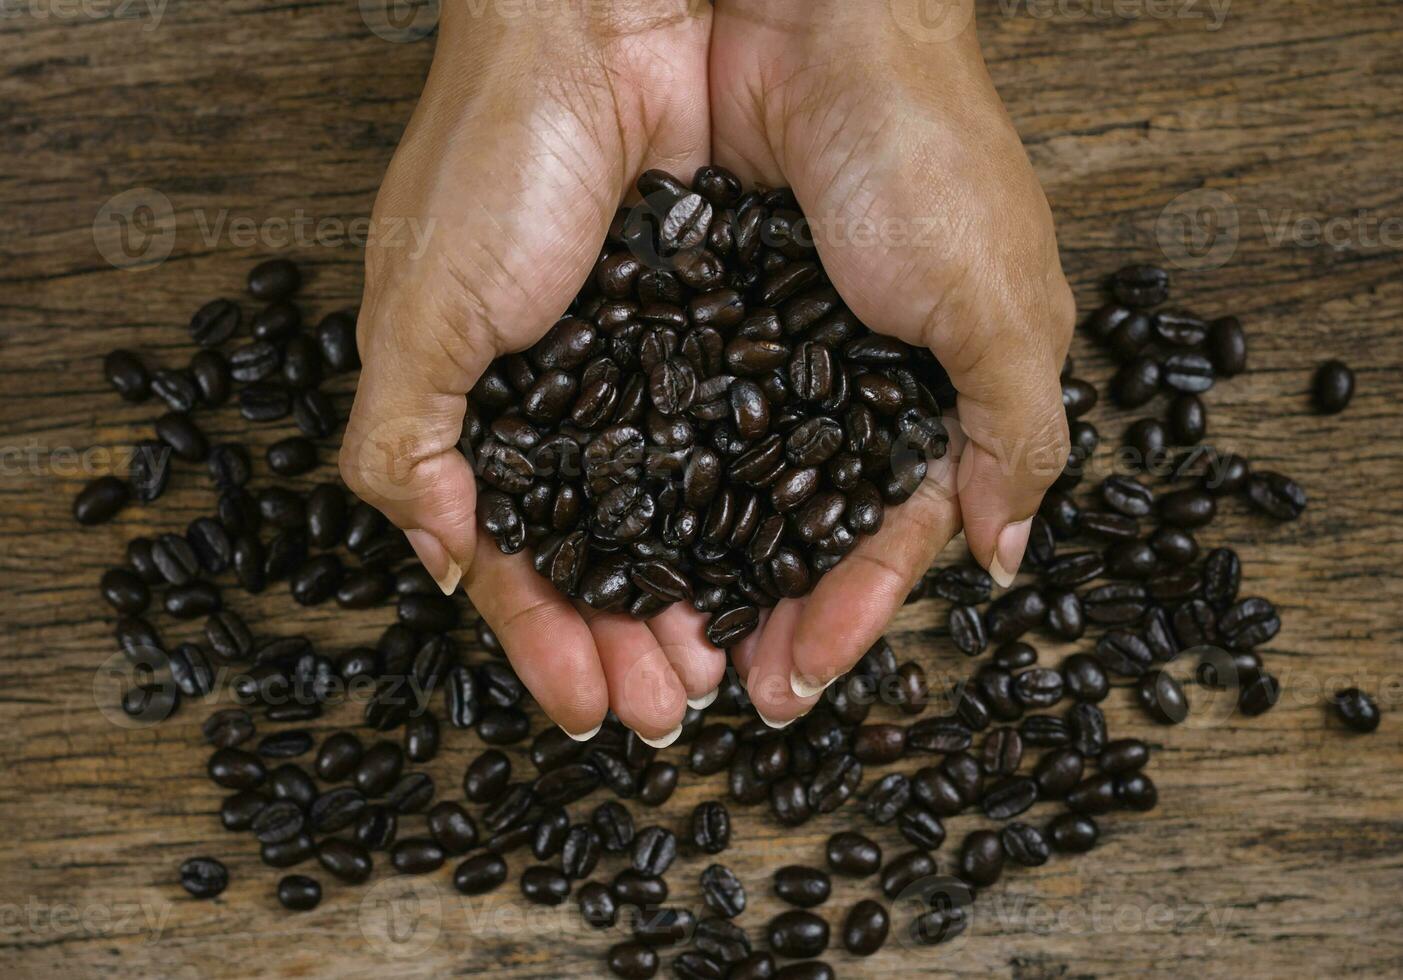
[
  {"left": 1333, "top": 688, "right": 1381, "bottom": 733},
  {"left": 179, "top": 857, "right": 228, "bottom": 898},
  {"left": 842, "top": 899, "right": 890, "bottom": 956},
  {"left": 454, "top": 853, "right": 508, "bottom": 895},
  {"left": 277, "top": 875, "right": 321, "bottom": 911},
  {"left": 826, "top": 832, "right": 881, "bottom": 877},
  {"left": 773, "top": 866, "right": 831, "bottom": 908}
]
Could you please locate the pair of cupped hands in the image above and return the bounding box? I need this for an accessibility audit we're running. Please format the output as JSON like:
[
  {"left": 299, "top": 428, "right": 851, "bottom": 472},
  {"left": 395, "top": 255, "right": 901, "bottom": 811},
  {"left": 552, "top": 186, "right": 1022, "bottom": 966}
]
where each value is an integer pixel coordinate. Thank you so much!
[{"left": 339, "top": 0, "right": 1075, "bottom": 746}]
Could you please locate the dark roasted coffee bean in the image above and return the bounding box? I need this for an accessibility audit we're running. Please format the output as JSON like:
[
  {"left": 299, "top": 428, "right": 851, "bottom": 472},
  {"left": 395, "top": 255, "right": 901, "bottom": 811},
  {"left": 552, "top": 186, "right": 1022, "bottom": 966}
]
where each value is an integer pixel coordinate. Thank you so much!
[
  {"left": 768, "top": 909, "right": 829, "bottom": 959},
  {"left": 203, "top": 708, "right": 254, "bottom": 748},
  {"left": 179, "top": 857, "right": 228, "bottom": 898},
  {"left": 1111, "top": 356, "right": 1161, "bottom": 408},
  {"left": 1034, "top": 747, "right": 1084, "bottom": 798},
  {"left": 317, "top": 838, "right": 372, "bottom": 883},
  {"left": 1312, "top": 359, "right": 1355, "bottom": 414},
  {"left": 258, "top": 729, "right": 312, "bottom": 759},
  {"left": 277, "top": 874, "right": 321, "bottom": 911},
  {"left": 632, "top": 826, "right": 678, "bottom": 877},
  {"left": 74, "top": 475, "right": 130, "bottom": 525},
  {"left": 700, "top": 863, "right": 747, "bottom": 918},
  {"left": 690, "top": 800, "right": 730, "bottom": 854},
  {"left": 578, "top": 882, "right": 620, "bottom": 930},
  {"left": 607, "top": 941, "right": 658, "bottom": 980},
  {"left": 1218, "top": 597, "right": 1281, "bottom": 650},
  {"left": 826, "top": 832, "right": 881, "bottom": 877},
  {"left": 208, "top": 747, "right": 266, "bottom": 790},
  {"left": 247, "top": 258, "right": 300, "bottom": 300},
  {"left": 958, "top": 829, "right": 1005, "bottom": 887},
  {"left": 1001, "top": 822, "right": 1051, "bottom": 867},
  {"left": 879, "top": 849, "right": 936, "bottom": 899},
  {"left": 981, "top": 728, "right": 1023, "bottom": 777},
  {"left": 1100, "top": 738, "right": 1150, "bottom": 774},
  {"left": 1137, "top": 670, "right": 1189, "bottom": 724},
  {"left": 453, "top": 853, "right": 508, "bottom": 895},
  {"left": 1048, "top": 813, "right": 1099, "bottom": 853},
  {"left": 613, "top": 868, "right": 667, "bottom": 907},
  {"left": 985, "top": 587, "right": 1047, "bottom": 644},
  {"left": 151, "top": 368, "right": 200, "bottom": 413},
  {"left": 1117, "top": 771, "right": 1159, "bottom": 811},
  {"left": 1333, "top": 688, "right": 1381, "bottom": 733},
  {"left": 1020, "top": 714, "right": 1071, "bottom": 747},
  {"left": 1069, "top": 702, "right": 1108, "bottom": 757},
  {"left": 1245, "top": 471, "right": 1307, "bottom": 520},
  {"left": 99, "top": 567, "right": 149, "bottom": 615},
  {"left": 129, "top": 440, "right": 172, "bottom": 502},
  {"left": 220, "top": 790, "right": 267, "bottom": 831},
  {"left": 981, "top": 776, "right": 1038, "bottom": 820},
  {"left": 948, "top": 604, "right": 987, "bottom": 656},
  {"left": 261, "top": 833, "right": 315, "bottom": 869},
  {"left": 1063, "top": 653, "right": 1110, "bottom": 702},
  {"left": 104, "top": 349, "right": 151, "bottom": 402},
  {"left": 1239, "top": 671, "right": 1282, "bottom": 716},
  {"left": 1162, "top": 352, "right": 1215, "bottom": 393},
  {"left": 238, "top": 382, "right": 291, "bottom": 421}
]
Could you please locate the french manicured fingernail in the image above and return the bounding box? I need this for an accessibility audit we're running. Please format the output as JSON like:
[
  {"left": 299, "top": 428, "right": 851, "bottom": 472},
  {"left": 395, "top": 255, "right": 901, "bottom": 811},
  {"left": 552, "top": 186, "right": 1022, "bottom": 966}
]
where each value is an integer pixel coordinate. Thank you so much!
[
  {"left": 756, "top": 710, "right": 794, "bottom": 730},
  {"left": 789, "top": 669, "right": 833, "bottom": 700},
  {"left": 563, "top": 722, "right": 602, "bottom": 743},
  {"left": 687, "top": 687, "right": 719, "bottom": 710},
  {"left": 989, "top": 517, "right": 1032, "bottom": 588},
  {"left": 405, "top": 529, "right": 462, "bottom": 595},
  {"left": 638, "top": 725, "right": 683, "bottom": 748}
]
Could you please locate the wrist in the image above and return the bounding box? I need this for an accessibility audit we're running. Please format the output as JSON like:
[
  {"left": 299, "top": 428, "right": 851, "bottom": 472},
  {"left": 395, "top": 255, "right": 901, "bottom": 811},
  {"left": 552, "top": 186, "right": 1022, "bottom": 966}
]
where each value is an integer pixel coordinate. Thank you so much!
[
  {"left": 439, "top": 0, "right": 705, "bottom": 53},
  {"left": 718, "top": 0, "right": 979, "bottom": 54}
]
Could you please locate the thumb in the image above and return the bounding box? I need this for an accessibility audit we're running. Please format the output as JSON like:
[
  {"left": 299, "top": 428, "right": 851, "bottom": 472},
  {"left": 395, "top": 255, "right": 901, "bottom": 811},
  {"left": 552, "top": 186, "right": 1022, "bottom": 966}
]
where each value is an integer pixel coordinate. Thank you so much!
[{"left": 338, "top": 274, "right": 492, "bottom": 595}]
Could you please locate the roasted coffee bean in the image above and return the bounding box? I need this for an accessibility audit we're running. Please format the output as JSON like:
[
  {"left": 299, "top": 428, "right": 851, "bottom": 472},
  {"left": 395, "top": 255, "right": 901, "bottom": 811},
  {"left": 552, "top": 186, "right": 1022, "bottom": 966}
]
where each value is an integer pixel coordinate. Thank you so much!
[
  {"left": 317, "top": 838, "right": 372, "bottom": 883},
  {"left": 74, "top": 476, "right": 130, "bottom": 525},
  {"left": 1100, "top": 738, "right": 1150, "bottom": 774},
  {"left": 631, "top": 825, "right": 678, "bottom": 877},
  {"left": 607, "top": 941, "right": 659, "bottom": 980},
  {"left": 277, "top": 875, "right": 321, "bottom": 911},
  {"left": 208, "top": 747, "right": 266, "bottom": 790},
  {"left": 151, "top": 368, "right": 200, "bottom": 413},
  {"left": 1239, "top": 671, "right": 1282, "bottom": 716},
  {"left": 251, "top": 799, "right": 306, "bottom": 845},
  {"left": 1001, "top": 822, "right": 1051, "bottom": 867},
  {"left": 1137, "top": 670, "right": 1189, "bottom": 724},
  {"left": 613, "top": 868, "right": 668, "bottom": 907},
  {"left": 958, "top": 830, "right": 1005, "bottom": 887},
  {"left": 128, "top": 439, "right": 173, "bottom": 502},
  {"left": 257, "top": 729, "right": 312, "bottom": 759},
  {"left": 179, "top": 857, "right": 228, "bottom": 898},
  {"left": 1333, "top": 688, "right": 1381, "bottom": 733},
  {"left": 247, "top": 258, "right": 300, "bottom": 300},
  {"left": 768, "top": 909, "right": 829, "bottom": 959},
  {"left": 700, "top": 864, "right": 747, "bottom": 918},
  {"left": 981, "top": 776, "right": 1038, "bottom": 820},
  {"left": 1069, "top": 702, "right": 1109, "bottom": 757},
  {"left": 203, "top": 708, "right": 254, "bottom": 749},
  {"left": 1111, "top": 356, "right": 1161, "bottom": 408},
  {"left": 1312, "top": 359, "right": 1355, "bottom": 414},
  {"left": 879, "top": 850, "right": 937, "bottom": 899},
  {"left": 104, "top": 349, "right": 151, "bottom": 402},
  {"left": 577, "top": 882, "right": 620, "bottom": 930},
  {"left": 261, "top": 833, "right": 316, "bottom": 869},
  {"left": 1063, "top": 653, "right": 1110, "bottom": 702},
  {"left": 1020, "top": 714, "right": 1071, "bottom": 748},
  {"left": 1048, "top": 813, "right": 1099, "bottom": 853},
  {"left": 948, "top": 604, "right": 988, "bottom": 656},
  {"left": 827, "top": 832, "right": 881, "bottom": 877},
  {"left": 1172, "top": 598, "right": 1217, "bottom": 648},
  {"left": 1245, "top": 471, "right": 1308, "bottom": 520},
  {"left": 190, "top": 347, "right": 233, "bottom": 404},
  {"left": 220, "top": 790, "right": 267, "bottom": 831},
  {"left": 981, "top": 728, "right": 1024, "bottom": 777},
  {"left": 1033, "top": 746, "right": 1084, "bottom": 799},
  {"left": 1218, "top": 597, "right": 1281, "bottom": 649},
  {"left": 1084, "top": 583, "right": 1149, "bottom": 626},
  {"left": 690, "top": 801, "right": 730, "bottom": 854},
  {"left": 453, "top": 853, "right": 508, "bottom": 895},
  {"left": 985, "top": 587, "right": 1048, "bottom": 644}
]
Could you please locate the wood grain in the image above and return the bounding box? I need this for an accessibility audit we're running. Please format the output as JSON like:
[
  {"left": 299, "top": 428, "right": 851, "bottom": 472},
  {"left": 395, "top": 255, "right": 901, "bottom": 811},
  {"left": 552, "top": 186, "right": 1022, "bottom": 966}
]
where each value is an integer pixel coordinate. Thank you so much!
[{"left": 2, "top": 0, "right": 1402, "bottom": 977}]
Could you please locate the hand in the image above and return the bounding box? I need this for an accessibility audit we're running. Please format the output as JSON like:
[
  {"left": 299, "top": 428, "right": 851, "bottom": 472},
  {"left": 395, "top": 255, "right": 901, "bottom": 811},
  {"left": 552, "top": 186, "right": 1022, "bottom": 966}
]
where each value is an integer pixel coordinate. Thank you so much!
[
  {"left": 710, "top": 0, "right": 1075, "bottom": 724},
  {"left": 339, "top": 2, "right": 725, "bottom": 743}
]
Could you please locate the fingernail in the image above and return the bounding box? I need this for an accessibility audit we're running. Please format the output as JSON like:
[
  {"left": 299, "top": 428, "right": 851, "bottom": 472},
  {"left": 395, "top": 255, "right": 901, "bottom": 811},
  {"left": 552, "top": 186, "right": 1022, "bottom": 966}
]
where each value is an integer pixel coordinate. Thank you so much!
[
  {"left": 687, "top": 687, "right": 719, "bottom": 710},
  {"left": 405, "top": 529, "right": 462, "bottom": 595},
  {"left": 563, "top": 722, "right": 602, "bottom": 743},
  {"left": 756, "top": 710, "right": 794, "bottom": 730},
  {"left": 989, "top": 517, "right": 1032, "bottom": 588},
  {"left": 789, "top": 669, "right": 834, "bottom": 700},
  {"left": 638, "top": 724, "right": 683, "bottom": 749}
]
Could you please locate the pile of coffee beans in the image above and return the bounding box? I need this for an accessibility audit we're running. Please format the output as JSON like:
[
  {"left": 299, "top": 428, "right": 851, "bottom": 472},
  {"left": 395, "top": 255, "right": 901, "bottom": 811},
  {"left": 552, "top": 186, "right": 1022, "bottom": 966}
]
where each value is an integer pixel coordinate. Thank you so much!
[
  {"left": 75, "top": 168, "right": 1375, "bottom": 978},
  {"left": 465, "top": 168, "right": 952, "bottom": 648}
]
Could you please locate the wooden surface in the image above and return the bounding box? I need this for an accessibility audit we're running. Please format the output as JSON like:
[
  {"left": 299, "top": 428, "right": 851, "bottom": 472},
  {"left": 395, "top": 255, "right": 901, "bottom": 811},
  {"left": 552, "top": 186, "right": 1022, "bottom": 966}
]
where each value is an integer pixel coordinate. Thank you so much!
[{"left": 3, "top": 1, "right": 1403, "bottom": 977}]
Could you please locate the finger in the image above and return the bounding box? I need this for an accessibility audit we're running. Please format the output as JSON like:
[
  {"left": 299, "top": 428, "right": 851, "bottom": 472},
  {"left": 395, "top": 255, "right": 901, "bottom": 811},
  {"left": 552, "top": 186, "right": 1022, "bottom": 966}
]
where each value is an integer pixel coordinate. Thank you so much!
[
  {"left": 787, "top": 429, "right": 965, "bottom": 696},
  {"left": 464, "top": 542, "right": 608, "bottom": 740},
  {"left": 646, "top": 604, "right": 727, "bottom": 708},
  {"left": 582, "top": 609, "right": 689, "bottom": 747},
  {"left": 740, "top": 600, "right": 809, "bottom": 728},
  {"left": 944, "top": 292, "right": 1072, "bottom": 585}
]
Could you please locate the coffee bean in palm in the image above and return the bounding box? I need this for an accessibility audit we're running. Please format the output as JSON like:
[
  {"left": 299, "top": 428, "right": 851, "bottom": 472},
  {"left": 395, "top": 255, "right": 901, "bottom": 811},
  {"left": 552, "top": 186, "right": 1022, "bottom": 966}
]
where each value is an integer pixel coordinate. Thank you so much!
[
  {"left": 1245, "top": 471, "right": 1307, "bottom": 520},
  {"left": 179, "top": 857, "right": 228, "bottom": 898},
  {"left": 607, "top": 941, "right": 659, "bottom": 980}
]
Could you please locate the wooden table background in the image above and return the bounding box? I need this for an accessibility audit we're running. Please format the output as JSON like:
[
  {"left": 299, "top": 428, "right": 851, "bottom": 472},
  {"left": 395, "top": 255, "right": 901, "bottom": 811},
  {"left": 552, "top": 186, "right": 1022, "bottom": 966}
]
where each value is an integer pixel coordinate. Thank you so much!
[{"left": 3, "top": 0, "right": 1402, "bottom": 976}]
